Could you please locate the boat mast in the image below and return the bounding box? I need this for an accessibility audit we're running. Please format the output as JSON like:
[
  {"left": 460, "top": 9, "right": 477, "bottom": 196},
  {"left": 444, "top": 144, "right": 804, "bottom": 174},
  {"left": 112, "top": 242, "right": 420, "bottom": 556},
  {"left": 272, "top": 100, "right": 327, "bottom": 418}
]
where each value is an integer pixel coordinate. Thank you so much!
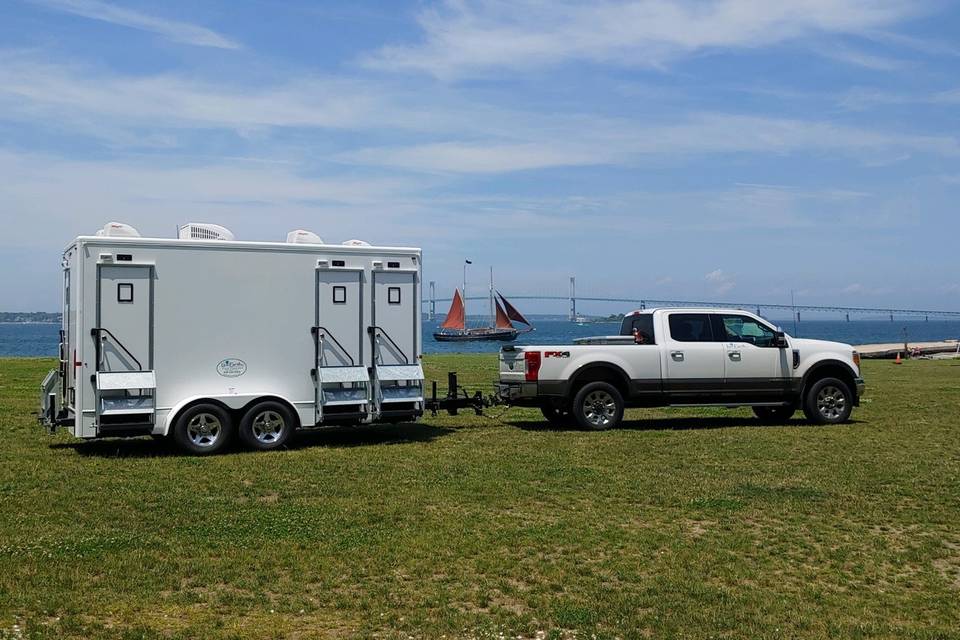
[
  {"left": 489, "top": 266, "right": 494, "bottom": 325},
  {"left": 463, "top": 259, "right": 471, "bottom": 328}
]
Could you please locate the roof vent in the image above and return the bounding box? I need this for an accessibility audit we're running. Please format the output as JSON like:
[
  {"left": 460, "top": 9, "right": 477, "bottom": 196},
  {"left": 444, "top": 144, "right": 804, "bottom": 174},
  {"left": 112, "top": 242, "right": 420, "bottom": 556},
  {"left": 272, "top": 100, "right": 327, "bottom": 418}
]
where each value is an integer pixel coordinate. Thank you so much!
[
  {"left": 96, "top": 221, "right": 141, "bottom": 238},
  {"left": 178, "top": 223, "right": 234, "bottom": 241},
  {"left": 286, "top": 229, "right": 324, "bottom": 244},
  {"left": 342, "top": 239, "right": 371, "bottom": 247}
]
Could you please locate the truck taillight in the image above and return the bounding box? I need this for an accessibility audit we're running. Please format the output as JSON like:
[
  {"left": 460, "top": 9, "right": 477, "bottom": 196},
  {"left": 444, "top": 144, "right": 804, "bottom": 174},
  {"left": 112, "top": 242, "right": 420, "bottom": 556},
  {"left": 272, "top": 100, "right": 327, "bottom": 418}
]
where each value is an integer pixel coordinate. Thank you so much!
[{"left": 524, "top": 351, "right": 541, "bottom": 382}]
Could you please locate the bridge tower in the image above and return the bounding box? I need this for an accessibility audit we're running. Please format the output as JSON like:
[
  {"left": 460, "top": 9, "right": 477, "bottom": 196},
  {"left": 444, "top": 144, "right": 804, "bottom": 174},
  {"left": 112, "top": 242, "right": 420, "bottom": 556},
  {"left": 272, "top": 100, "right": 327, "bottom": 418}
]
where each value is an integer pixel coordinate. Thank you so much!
[
  {"left": 428, "top": 281, "right": 436, "bottom": 321},
  {"left": 569, "top": 277, "right": 577, "bottom": 321}
]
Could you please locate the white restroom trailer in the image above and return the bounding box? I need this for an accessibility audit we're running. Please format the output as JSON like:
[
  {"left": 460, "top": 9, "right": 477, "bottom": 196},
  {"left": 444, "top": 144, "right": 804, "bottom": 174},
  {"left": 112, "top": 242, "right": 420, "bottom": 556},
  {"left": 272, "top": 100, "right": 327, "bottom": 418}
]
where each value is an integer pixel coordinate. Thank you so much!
[{"left": 41, "top": 222, "right": 424, "bottom": 454}]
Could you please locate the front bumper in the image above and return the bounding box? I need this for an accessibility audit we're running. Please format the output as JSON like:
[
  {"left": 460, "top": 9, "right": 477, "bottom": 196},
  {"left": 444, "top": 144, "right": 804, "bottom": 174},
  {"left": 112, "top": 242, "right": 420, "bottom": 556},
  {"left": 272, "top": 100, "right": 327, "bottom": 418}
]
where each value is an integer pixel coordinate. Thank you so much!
[{"left": 855, "top": 377, "right": 865, "bottom": 404}]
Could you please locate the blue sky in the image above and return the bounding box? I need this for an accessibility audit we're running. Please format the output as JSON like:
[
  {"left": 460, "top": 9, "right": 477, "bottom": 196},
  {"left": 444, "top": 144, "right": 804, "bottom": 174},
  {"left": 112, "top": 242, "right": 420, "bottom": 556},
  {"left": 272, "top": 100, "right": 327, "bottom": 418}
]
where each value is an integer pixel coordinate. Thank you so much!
[{"left": 1, "top": 0, "right": 959, "bottom": 313}]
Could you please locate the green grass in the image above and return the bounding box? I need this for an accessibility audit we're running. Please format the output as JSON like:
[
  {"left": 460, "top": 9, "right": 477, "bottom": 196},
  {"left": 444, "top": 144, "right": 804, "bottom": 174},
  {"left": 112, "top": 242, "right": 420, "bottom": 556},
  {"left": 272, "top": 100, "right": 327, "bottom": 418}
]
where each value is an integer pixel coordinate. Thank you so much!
[{"left": 1, "top": 355, "right": 959, "bottom": 639}]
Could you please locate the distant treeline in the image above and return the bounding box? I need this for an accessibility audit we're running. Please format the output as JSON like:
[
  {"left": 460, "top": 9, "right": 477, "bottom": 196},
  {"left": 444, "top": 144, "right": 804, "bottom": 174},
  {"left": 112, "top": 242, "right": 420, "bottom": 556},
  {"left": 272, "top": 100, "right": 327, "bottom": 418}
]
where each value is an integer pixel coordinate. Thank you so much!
[{"left": 0, "top": 312, "right": 61, "bottom": 323}]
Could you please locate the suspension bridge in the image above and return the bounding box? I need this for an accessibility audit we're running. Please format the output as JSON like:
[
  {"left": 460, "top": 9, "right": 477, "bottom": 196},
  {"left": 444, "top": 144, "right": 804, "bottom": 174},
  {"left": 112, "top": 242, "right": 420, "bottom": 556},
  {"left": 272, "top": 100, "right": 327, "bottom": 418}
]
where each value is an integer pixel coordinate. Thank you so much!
[{"left": 424, "top": 277, "right": 960, "bottom": 322}]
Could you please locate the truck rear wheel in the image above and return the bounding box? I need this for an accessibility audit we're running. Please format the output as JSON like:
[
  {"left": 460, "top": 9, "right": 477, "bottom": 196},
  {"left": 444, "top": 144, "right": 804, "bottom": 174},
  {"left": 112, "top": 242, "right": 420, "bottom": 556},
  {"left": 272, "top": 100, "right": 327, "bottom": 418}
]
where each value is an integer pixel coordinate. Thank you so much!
[
  {"left": 239, "top": 401, "right": 294, "bottom": 451},
  {"left": 172, "top": 403, "right": 233, "bottom": 455},
  {"left": 540, "top": 400, "right": 572, "bottom": 427},
  {"left": 572, "top": 382, "right": 624, "bottom": 431},
  {"left": 803, "top": 377, "right": 853, "bottom": 424},
  {"left": 752, "top": 405, "right": 796, "bottom": 424}
]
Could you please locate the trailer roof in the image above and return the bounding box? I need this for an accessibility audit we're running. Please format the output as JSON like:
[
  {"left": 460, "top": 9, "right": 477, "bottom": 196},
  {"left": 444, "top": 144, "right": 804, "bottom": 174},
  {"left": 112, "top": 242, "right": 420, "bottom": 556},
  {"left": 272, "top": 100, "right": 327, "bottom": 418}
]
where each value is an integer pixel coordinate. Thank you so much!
[{"left": 68, "top": 235, "right": 421, "bottom": 255}]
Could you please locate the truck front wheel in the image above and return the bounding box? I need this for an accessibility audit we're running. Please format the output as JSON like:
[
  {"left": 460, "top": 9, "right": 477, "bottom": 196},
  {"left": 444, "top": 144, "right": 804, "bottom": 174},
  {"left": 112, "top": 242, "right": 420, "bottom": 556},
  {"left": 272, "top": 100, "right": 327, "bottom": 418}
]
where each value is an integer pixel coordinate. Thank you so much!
[
  {"left": 572, "top": 382, "right": 624, "bottom": 431},
  {"left": 803, "top": 377, "right": 853, "bottom": 424}
]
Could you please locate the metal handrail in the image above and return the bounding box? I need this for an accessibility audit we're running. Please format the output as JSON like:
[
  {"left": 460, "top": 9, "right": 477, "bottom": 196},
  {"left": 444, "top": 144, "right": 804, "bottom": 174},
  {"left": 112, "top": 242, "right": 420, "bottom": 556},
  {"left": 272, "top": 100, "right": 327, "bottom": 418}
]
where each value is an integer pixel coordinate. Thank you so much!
[
  {"left": 90, "top": 327, "right": 143, "bottom": 371},
  {"left": 311, "top": 326, "right": 356, "bottom": 367},
  {"left": 368, "top": 325, "right": 410, "bottom": 365}
]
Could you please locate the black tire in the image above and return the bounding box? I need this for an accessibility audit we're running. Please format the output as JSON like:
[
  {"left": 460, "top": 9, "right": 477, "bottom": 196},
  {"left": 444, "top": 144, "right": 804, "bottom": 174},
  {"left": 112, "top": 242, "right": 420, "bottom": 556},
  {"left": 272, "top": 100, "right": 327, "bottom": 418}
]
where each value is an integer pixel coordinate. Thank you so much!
[
  {"left": 540, "top": 400, "right": 572, "bottom": 427},
  {"left": 172, "top": 403, "right": 233, "bottom": 455},
  {"left": 239, "top": 401, "right": 295, "bottom": 451},
  {"left": 752, "top": 405, "right": 796, "bottom": 424},
  {"left": 803, "top": 377, "right": 853, "bottom": 424},
  {"left": 571, "top": 382, "right": 624, "bottom": 431}
]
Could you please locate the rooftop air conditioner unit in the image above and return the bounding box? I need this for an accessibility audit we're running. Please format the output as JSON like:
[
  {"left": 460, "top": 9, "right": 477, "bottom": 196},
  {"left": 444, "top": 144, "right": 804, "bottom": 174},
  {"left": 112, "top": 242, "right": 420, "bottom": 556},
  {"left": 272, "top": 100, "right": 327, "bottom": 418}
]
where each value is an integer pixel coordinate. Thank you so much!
[
  {"left": 342, "top": 239, "right": 371, "bottom": 247},
  {"left": 96, "top": 221, "right": 141, "bottom": 238},
  {"left": 286, "top": 229, "right": 324, "bottom": 244},
  {"left": 178, "top": 223, "right": 235, "bottom": 241}
]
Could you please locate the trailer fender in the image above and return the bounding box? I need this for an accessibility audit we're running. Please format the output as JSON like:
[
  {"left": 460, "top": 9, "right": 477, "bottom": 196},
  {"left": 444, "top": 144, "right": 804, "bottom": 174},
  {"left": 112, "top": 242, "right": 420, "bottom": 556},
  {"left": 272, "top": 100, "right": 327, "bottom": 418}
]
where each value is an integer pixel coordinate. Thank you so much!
[{"left": 160, "top": 393, "right": 303, "bottom": 436}]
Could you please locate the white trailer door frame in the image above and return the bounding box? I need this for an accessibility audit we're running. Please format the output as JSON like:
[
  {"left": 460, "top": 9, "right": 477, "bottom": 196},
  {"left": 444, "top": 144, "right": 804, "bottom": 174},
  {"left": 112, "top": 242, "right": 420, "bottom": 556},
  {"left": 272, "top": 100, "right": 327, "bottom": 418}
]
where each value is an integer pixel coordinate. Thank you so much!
[
  {"left": 314, "top": 265, "right": 370, "bottom": 422},
  {"left": 96, "top": 264, "right": 154, "bottom": 373},
  {"left": 370, "top": 267, "right": 423, "bottom": 414}
]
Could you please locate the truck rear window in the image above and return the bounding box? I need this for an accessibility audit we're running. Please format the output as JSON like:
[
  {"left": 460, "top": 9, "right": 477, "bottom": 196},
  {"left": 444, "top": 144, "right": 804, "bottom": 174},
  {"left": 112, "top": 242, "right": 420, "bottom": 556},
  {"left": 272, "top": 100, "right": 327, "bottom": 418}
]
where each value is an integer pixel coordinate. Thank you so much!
[
  {"left": 668, "top": 313, "right": 714, "bottom": 342},
  {"left": 619, "top": 314, "right": 656, "bottom": 344}
]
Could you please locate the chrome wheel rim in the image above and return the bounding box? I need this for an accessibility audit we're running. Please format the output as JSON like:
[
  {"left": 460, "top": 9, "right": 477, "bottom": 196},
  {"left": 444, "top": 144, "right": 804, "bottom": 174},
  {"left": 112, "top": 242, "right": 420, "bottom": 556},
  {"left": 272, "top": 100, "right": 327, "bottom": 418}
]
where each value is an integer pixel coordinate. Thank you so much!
[
  {"left": 817, "top": 385, "right": 847, "bottom": 420},
  {"left": 252, "top": 410, "right": 285, "bottom": 444},
  {"left": 582, "top": 390, "right": 617, "bottom": 427},
  {"left": 187, "top": 412, "right": 222, "bottom": 448}
]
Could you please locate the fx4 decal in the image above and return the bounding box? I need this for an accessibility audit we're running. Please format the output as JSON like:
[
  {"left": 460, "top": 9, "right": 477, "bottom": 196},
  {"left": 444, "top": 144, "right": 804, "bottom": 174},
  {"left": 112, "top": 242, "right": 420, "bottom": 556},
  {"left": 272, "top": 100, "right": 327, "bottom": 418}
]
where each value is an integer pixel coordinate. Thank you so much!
[{"left": 544, "top": 351, "right": 570, "bottom": 358}]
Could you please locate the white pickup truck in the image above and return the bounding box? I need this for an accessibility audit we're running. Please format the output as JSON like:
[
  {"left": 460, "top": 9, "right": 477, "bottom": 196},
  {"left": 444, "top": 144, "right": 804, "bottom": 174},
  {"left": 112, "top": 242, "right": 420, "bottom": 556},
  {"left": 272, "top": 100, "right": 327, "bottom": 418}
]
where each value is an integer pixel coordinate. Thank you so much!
[{"left": 497, "top": 308, "right": 865, "bottom": 430}]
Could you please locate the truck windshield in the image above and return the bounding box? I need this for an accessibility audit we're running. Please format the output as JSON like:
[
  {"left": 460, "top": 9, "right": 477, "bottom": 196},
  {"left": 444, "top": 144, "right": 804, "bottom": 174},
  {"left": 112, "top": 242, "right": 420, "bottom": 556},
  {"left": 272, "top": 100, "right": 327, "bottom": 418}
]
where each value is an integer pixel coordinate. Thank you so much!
[{"left": 619, "top": 314, "right": 656, "bottom": 344}]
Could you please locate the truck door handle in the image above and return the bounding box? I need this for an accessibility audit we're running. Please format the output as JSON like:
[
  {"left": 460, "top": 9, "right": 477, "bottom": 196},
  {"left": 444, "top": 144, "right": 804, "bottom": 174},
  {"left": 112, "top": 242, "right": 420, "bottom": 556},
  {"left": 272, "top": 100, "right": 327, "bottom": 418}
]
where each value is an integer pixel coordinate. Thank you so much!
[
  {"left": 671, "top": 351, "right": 684, "bottom": 362},
  {"left": 728, "top": 351, "right": 741, "bottom": 362}
]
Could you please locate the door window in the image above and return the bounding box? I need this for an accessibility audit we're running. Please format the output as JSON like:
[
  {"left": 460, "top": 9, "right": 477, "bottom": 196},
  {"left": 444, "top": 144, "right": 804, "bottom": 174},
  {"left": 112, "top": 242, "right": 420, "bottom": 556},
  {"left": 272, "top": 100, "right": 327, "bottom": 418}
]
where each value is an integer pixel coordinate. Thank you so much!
[
  {"left": 715, "top": 314, "right": 776, "bottom": 347},
  {"left": 668, "top": 313, "right": 714, "bottom": 342}
]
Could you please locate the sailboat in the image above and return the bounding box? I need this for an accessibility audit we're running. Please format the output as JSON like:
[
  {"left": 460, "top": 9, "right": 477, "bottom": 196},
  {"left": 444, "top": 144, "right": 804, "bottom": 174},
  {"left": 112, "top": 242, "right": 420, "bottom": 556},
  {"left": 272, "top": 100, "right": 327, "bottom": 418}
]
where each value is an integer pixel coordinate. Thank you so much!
[{"left": 433, "top": 269, "right": 534, "bottom": 342}]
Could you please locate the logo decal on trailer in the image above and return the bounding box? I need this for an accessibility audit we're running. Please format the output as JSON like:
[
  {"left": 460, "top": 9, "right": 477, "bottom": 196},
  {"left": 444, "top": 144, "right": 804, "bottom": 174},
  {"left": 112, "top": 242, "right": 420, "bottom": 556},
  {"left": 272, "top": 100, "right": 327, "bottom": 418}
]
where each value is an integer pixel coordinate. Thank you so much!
[{"left": 216, "top": 358, "right": 247, "bottom": 377}]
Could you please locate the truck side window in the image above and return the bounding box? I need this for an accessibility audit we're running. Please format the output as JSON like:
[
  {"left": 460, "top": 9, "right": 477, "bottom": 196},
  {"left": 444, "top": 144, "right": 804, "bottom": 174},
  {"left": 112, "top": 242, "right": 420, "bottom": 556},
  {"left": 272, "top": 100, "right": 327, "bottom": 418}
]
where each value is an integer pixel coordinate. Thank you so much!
[
  {"left": 714, "top": 314, "right": 775, "bottom": 347},
  {"left": 619, "top": 314, "right": 656, "bottom": 344},
  {"left": 668, "top": 313, "right": 713, "bottom": 342}
]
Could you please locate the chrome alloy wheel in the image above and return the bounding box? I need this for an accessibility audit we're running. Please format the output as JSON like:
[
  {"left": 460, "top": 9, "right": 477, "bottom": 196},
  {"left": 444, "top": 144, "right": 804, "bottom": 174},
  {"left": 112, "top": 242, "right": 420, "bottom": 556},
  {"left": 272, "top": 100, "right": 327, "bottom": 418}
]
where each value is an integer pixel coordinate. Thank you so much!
[
  {"left": 251, "top": 410, "right": 285, "bottom": 444},
  {"left": 582, "top": 389, "right": 617, "bottom": 428},
  {"left": 816, "top": 385, "right": 847, "bottom": 421},
  {"left": 186, "top": 412, "right": 223, "bottom": 448}
]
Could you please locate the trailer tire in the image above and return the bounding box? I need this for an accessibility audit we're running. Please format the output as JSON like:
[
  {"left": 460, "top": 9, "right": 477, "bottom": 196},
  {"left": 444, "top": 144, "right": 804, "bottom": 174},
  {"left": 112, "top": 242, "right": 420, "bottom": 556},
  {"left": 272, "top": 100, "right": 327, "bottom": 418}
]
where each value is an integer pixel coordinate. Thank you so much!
[
  {"left": 572, "top": 382, "right": 624, "bottom": 431},
  {"left": 172, "top": 403, "right": 233, "bottom": 455},
  {"left": 540, "top": 399, "right": 572, "bottom": 427},
  {"left": 803, "top": 377, "right": 853, "bottom": 425},
  {"left": 239, "top": 401, "right": 294, "bottom": 451}
]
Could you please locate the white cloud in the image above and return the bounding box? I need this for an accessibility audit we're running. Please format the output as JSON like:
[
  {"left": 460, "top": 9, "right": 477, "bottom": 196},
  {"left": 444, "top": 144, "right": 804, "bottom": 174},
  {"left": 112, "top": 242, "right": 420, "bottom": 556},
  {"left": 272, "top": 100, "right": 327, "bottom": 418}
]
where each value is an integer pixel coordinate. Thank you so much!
[
  {"left": 27, "top": 0, "right": 240, "bottom": 49},
  {"left": 364, "top": 0, "right": 926, "bottom": 78},
  {"left": 706, "top": 269, "right": 736, "bottom": 296},
  {"left": 818, "top": 45, "right": 907, "bottom": 70}
]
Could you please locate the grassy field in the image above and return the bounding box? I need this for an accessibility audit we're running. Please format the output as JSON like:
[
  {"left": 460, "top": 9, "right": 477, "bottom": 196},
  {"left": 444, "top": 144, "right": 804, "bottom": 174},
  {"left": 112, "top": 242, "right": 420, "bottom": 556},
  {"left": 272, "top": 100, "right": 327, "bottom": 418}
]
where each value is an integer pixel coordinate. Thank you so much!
[{"left": 1, "top": 355, "right": 959, "bottom": 639}]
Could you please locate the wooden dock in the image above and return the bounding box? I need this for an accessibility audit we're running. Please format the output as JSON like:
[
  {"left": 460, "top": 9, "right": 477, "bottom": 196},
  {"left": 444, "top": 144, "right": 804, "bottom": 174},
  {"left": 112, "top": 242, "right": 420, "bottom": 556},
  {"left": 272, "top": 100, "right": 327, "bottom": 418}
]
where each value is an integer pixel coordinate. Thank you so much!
[{"left": 856, "top": 340, "right": 960, "bottom": 359}]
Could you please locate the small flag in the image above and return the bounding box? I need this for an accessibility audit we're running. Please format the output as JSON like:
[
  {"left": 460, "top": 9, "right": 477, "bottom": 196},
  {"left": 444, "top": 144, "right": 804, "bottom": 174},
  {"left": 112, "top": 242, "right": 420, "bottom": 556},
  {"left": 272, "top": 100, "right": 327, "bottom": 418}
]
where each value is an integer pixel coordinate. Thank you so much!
[{"left": 465, "top": 259, "right": 473, "bottom": 264}]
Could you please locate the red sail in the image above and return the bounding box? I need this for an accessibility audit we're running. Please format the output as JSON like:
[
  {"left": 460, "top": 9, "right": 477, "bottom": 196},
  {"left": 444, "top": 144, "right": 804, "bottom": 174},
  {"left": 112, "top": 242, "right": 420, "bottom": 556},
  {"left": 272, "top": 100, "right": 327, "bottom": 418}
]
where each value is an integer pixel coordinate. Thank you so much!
[
  {"left": 495, "top": 299, "right": 514, "bottom": 329},
  {"left": 439, "top": 289, "right": 465, "bottom": 330},
  {"left": 497, "top": 292, "right": 531, "bottom": 326}
]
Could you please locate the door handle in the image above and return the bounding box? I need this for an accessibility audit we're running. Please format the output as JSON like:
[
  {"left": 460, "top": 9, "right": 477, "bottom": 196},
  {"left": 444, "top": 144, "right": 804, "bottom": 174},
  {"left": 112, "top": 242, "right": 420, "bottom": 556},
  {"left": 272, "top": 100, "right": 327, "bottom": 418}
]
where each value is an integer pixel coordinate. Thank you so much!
[
  {"left": 671, "top": 351, "right": 684, "bottom": 362},
  {"left": 728, "top": 351, "right": 741, "bottom": 362}
]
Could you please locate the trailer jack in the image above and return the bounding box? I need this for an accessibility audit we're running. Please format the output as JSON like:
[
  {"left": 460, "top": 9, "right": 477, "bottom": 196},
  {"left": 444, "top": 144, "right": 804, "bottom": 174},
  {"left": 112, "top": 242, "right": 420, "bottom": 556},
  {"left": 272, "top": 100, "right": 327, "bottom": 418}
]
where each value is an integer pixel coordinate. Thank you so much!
[{"left": 425, "top": 372, "right": 491, "bottom": 416}]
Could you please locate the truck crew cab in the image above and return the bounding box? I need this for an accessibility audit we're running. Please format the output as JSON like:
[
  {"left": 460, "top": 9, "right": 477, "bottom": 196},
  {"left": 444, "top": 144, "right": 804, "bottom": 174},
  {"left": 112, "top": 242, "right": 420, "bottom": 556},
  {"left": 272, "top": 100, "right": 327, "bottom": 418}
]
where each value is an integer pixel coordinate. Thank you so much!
[{"left": 497, "top": 308, "right": 865, "bottom": 430}]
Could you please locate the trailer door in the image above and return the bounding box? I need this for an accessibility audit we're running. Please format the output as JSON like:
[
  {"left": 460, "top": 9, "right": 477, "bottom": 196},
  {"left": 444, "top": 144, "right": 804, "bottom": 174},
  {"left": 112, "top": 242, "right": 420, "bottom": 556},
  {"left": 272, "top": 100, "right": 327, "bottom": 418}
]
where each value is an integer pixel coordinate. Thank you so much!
[
  {"left": 97, "top": 265, "right": 153, "bottom": 372},
  {"left": 94, "top": 264, "right": 156, "bottom": 430},
  {"left": 370, "top": 268, "right": 423, "bottom": 417},
  {"left": 314, "top": 266, "right": 369, "bottom": 423}
]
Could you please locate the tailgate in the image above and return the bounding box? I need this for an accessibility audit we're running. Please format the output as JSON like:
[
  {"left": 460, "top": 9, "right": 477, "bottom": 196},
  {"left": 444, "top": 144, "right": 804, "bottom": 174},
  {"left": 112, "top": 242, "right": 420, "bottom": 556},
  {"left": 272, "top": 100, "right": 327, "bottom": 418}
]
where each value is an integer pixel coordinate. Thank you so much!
[{"left": 499, "top": 348, "right": 527, "bottom": 382}]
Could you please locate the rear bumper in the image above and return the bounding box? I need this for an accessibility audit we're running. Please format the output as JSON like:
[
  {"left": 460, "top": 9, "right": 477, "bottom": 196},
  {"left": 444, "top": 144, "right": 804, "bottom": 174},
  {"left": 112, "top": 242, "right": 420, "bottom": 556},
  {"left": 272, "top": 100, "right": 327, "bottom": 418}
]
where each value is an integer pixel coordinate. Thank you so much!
[{"left": 495, "top": 381, "right": 539, "bottom": 405}]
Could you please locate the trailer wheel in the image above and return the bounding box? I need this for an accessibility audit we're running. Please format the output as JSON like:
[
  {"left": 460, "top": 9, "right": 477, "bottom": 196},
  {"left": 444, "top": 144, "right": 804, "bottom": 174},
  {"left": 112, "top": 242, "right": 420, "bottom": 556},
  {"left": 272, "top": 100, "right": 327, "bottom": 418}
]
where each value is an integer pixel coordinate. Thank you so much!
[
  {"left": 239, "top": 401, "right": 294, "bottom": 451},
  {"left": 803, "top": 377, "right": 853, "bottom": 424},
  {"left": 172, "top": 403, "right": 233, "bottom": 455},
  {"left": 540, "top": 399, "right": 572, "bottom": 427},
  {"left": 572, "top": 382, "right": 624, "bottom": 431}
]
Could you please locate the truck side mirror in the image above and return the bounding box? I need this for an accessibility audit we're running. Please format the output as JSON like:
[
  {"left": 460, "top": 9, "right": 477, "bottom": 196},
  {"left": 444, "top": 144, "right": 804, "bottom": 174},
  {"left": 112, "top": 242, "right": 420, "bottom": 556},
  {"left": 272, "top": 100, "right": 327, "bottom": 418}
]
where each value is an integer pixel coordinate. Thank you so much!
[{"left": 773, "top": 331, "right": 788, "bottom": 348}]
